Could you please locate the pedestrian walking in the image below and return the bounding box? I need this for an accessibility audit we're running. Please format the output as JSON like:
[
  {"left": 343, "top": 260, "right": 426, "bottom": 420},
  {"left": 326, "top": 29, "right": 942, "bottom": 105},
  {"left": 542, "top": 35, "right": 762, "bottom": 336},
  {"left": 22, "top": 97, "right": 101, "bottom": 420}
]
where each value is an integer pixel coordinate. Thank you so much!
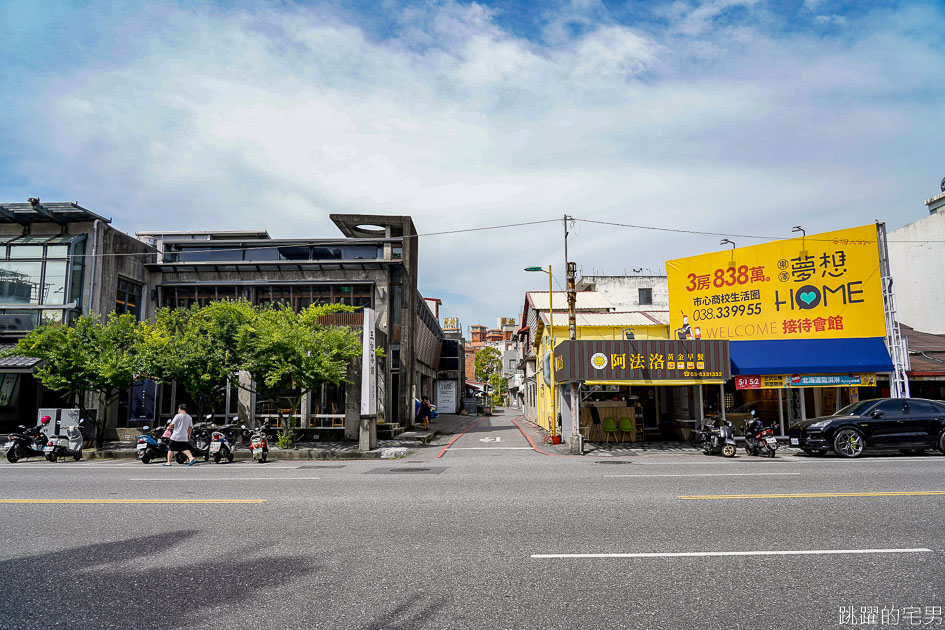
[
  {"left": 164, "top": 403, "right": 198, "bottom": 467},
  {"left": 416, "top": 396, "right": 432, "bottom": 430}
]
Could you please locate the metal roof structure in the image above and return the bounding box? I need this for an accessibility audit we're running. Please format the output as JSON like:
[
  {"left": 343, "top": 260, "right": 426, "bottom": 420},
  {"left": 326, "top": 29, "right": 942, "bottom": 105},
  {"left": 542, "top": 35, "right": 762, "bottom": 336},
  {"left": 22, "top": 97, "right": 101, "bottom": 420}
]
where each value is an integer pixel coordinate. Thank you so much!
[
  {"left": 540, "top": 311, "right": 670, "bottom": 327},
  {"left": 526, "top": 291, "right": 614, "bottom": 312},
  {"left": 0, "top": 200, "right": 110, "bottom": 226}
]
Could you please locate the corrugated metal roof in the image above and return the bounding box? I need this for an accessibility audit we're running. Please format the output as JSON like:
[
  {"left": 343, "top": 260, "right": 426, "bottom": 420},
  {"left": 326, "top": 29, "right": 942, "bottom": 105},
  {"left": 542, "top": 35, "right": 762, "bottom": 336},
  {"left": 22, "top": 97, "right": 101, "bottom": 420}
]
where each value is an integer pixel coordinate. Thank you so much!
[
  {"left": 540, "top": 311, "right": 669, "bottom": 327},
  {"left": 527, "top": 291, "right": 613, "bottom": 311},
  {"left": 0, "top": 344, "right": 42, "bottom": 371}
]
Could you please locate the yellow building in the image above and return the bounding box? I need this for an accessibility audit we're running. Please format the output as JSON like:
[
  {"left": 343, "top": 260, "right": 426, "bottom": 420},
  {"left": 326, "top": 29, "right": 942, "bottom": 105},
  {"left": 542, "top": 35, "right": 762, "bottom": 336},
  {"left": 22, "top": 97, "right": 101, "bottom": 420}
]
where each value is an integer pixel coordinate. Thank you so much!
[{"left": 519, "top": 291, "right": 670, "bottom": 435}]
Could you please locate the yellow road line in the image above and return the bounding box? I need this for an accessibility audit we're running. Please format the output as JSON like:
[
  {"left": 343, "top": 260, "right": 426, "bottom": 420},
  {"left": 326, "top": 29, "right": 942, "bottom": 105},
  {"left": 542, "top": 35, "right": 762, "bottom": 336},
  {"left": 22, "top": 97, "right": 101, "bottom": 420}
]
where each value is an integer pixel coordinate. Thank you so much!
[
  {"left": 680, "top": 491, "right": 945, "bottom": 500},
  {"left": 0, "top": 499, "right": 267, "bottom": 504}
]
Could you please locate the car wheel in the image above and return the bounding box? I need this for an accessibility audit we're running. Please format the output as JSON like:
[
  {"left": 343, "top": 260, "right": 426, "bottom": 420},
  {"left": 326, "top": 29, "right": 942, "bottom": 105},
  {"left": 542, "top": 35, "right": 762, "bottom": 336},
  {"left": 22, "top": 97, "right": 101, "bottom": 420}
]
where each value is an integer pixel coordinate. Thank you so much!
[
  {"left": 939, "top": 432, "right": 945, "bottom": 455},
  {"left": 833, "top": 428, "right": 865, "bottom": 458}
]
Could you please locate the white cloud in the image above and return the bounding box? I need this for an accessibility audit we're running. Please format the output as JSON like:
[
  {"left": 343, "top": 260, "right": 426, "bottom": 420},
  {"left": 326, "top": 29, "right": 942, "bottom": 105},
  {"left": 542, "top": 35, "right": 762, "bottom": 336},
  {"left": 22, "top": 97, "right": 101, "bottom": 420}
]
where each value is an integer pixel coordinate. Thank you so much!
[{"left": 1, "top": 1, "right": 943, "bottom": 327}]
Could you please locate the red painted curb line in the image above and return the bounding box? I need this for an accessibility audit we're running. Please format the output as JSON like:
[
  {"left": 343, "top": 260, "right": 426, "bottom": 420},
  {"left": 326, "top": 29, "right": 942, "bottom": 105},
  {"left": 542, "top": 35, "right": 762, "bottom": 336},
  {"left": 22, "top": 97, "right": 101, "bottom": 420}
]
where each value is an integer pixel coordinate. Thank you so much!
[
  {"left": 509, "top": 416, "right": 570, "bottom": 457},
  {"left": 434, "top": 417, "right": 488, "bottom": 459}
]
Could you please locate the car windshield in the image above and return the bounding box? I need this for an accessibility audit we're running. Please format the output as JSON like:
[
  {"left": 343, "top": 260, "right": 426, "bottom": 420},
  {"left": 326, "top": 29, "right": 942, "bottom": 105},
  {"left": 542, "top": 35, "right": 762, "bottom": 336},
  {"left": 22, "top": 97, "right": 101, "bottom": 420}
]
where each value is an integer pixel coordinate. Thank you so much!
[{"left": 833, "top": 401, "right": 875, "bottom": 416}]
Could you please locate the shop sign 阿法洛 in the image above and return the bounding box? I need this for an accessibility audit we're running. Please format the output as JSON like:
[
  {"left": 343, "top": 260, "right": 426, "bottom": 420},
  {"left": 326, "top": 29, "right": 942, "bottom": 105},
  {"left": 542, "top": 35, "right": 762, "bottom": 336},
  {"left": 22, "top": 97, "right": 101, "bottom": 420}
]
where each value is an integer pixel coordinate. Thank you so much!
[{"left": 666, "top": 224, "right": 886, "bottom": 341}]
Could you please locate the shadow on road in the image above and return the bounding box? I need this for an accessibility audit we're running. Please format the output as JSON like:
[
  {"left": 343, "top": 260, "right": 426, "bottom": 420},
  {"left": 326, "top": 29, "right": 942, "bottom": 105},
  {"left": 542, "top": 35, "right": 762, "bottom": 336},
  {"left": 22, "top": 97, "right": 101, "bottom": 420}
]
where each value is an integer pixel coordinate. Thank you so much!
[{"left": 0, "top": 529, "right": 315, "bottom": 629}]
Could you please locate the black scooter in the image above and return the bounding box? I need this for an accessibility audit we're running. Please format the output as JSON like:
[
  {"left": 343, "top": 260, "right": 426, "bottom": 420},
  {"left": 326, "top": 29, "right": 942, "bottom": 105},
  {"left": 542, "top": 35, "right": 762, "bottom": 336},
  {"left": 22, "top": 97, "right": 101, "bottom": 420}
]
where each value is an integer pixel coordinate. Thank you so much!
[
  {"left": 744, "top": 411, "right": 778, "bottom": 458},
  {"left": 696, "top": 418, "right": 737, "bottom": 457},
  {"left": 4, "top": 424, "right": 48, "bottom": 462}
]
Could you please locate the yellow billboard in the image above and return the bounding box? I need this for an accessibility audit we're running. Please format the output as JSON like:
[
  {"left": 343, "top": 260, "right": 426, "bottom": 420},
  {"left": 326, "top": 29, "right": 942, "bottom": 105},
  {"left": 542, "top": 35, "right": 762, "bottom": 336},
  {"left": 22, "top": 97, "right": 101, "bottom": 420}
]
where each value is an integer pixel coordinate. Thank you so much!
[{"left": 666, "top": 224, "right": 885, "bottom": 341}]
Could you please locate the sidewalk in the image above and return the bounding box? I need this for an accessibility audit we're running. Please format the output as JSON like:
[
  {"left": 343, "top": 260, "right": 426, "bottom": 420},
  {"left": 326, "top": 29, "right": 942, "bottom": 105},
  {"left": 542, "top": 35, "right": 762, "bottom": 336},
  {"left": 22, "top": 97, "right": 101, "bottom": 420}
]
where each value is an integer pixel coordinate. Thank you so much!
[{"left": 75, "top": 413, "right": 482, "bottom": 461}]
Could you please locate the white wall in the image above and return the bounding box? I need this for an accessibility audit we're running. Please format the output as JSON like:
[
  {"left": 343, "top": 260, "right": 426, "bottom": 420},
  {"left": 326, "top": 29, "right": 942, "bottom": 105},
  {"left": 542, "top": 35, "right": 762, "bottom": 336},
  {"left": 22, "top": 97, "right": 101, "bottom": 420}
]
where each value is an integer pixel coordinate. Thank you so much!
[
  {"left": 888, "top": 212, "right": 945, "bottom": 334},
  {"left": 575, "top": 275, "right": 669, "bottom": 311}
]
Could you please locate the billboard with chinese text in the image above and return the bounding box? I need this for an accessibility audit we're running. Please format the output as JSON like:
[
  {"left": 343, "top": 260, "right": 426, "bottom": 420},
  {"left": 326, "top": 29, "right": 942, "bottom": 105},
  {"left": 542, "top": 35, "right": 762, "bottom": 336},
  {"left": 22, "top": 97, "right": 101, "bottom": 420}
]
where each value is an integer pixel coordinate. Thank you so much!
[{"left": 666, "top": 225, "right": 885, "bottom": 341}]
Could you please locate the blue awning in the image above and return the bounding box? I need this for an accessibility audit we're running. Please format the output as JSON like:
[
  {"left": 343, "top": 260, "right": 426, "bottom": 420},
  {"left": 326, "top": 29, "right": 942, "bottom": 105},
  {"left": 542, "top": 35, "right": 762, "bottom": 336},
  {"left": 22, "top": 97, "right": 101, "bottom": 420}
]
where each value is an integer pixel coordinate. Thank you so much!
[{"left": 730, "top": 338, "right": 893, "bottom": 375}]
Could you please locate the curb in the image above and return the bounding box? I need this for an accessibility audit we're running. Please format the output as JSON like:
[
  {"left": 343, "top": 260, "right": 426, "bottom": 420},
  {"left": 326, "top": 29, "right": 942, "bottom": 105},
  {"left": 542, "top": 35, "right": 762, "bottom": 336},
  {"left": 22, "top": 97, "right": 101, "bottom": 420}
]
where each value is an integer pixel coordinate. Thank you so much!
[{"left": 77, "top": 447, "right": 407, "bottom": 461}]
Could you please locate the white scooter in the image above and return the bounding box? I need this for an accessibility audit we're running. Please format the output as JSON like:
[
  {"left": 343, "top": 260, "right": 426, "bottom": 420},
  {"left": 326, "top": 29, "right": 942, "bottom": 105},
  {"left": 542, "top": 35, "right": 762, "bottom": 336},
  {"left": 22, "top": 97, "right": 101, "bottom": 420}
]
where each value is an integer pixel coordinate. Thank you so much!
[{"left": 44, "top": 420, "right": 85, "bottom": 462}]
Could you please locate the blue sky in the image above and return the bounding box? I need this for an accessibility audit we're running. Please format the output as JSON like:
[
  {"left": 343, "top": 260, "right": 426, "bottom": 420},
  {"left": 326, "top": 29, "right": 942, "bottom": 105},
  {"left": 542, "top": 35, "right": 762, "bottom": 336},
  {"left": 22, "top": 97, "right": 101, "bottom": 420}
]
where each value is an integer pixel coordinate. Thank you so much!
[{"left": 1, "top": 0, "right": 943, "bottom": 330}]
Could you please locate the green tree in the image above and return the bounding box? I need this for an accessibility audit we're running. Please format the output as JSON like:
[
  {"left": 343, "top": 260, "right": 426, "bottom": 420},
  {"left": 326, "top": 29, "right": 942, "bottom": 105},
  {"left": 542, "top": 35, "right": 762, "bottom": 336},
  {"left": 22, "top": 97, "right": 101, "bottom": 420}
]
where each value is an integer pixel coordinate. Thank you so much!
[
  {"left": 237, "top": 302, "right": 362, "bottom": 446},
  {"left": 138, "top": 300, "right": 255, "bottom": 419},
  {"left": 10, "top": 313, "right": 140, "bottom": 447},
  {"left": 488, "top": 374, "right": 509, "bottom": 406},
  {"left": 474, "top": 346, "right": 502, "bottom": 382}
]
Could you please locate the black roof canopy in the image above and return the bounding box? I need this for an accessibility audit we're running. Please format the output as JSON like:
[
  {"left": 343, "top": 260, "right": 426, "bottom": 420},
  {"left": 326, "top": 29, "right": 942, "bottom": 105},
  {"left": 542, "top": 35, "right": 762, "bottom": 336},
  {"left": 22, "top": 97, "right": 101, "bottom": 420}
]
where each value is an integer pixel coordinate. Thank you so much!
[{"left": 0, "top": 200, "right": 110, "bottom": 226}]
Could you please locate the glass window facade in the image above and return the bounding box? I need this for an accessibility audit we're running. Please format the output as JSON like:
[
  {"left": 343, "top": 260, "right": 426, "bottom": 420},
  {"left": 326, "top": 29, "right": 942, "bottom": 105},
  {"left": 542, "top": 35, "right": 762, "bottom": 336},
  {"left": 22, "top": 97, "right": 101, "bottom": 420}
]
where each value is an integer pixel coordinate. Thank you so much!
[
  {"left": 115, "top": 278, "right": 144, "bottom": 319},
  {"left": 168, "top": 244, "right": 383, "bottom": 263},
  {"left": 0, "top": 234, "right": 84, "bottom": 309}
]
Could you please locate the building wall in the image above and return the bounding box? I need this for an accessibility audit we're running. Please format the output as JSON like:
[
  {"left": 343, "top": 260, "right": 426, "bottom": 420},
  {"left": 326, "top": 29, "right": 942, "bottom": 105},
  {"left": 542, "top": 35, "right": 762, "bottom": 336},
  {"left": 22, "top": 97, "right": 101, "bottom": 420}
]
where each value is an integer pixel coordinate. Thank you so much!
[
  {"left": 575, "top": 276, "right": 669, "bottom": 311},
  {"left": 888, "top": 213, "right": 945, "bottom": 334},
  {"left": 528, "top": 322, "right": 670, "bottom": 433}
]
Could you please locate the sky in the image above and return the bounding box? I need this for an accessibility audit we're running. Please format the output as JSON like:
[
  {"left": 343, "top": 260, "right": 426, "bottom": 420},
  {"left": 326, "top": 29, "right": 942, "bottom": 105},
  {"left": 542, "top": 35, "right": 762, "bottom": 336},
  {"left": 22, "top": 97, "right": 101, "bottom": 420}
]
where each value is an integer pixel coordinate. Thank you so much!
[{"left": 1, "top": 0, "right": 943, "bottom": 331}]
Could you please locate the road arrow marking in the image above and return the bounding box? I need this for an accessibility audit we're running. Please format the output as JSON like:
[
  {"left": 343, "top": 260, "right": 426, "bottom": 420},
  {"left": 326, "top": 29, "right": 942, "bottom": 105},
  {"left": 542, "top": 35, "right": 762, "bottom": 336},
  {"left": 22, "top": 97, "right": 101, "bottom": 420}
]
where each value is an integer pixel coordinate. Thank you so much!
[{"left": 480, "top": 436, "right": 501, "bottom": 443}]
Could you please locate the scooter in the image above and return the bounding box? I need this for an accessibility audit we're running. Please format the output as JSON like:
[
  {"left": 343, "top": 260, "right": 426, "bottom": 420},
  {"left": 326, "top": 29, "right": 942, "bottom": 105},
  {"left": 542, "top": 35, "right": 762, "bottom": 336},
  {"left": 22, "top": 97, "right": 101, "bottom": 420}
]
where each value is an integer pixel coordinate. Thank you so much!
[
  {"left": 242, "top": 422, "right": 270, "bottom": 463},
  {"left": 744, "top": 411, "right": 778, "bottom": 458},
  {"left": 209, "top": 423, "right": 239, "bottom": 463},
  {"left": 44, "top": 420, "right": 85, "bottom": 462},
  {"left": 3, "top": 423, "right": 49, "bottom": 462},
  {"left": 698, "top": 418, "right": 737, "bottom": 458},
  {"left": 188, "top": 419, "right": 213, "bottom": 461},
  {"left": 136, "top": 425, "right": 188, "bottom": 464}
]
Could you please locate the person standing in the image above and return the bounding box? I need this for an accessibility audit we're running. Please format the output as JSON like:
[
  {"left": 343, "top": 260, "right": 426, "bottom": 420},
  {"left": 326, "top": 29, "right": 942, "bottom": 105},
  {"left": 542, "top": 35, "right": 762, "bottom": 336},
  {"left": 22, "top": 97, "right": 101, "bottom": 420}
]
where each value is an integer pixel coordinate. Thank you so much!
[
  {"left": 415, "top": 396, "right": 432, "bottom": 430},
  {"left": 164, "top": 404, "right": 198, "bottom": 467}
]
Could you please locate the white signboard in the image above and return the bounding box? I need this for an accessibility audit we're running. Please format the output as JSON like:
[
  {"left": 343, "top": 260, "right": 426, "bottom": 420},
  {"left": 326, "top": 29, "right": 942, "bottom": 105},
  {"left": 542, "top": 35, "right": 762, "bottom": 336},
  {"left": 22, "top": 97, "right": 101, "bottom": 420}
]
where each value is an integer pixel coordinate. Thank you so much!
[
  {"left": 436, "top": 380, "right": 457, "bottom": 414},
  {"left": 360, "top": 308, "right": 377, "bottom": 416}
]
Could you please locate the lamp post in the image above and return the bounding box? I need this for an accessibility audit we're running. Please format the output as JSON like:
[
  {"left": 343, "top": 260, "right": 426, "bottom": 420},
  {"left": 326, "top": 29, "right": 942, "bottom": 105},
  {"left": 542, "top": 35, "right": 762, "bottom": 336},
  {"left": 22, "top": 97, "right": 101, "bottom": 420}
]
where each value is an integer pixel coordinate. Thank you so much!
[{"left": 525, "top": 265, "right": 555, "bottom": 437}]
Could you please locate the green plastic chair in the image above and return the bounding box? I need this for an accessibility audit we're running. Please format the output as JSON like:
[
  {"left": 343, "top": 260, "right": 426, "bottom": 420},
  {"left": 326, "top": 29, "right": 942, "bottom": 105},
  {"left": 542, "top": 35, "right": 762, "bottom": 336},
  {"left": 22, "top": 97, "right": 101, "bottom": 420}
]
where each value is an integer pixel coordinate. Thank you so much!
[
  {"left": 618, "top": 417, "right": 634, "bottom": 442},
  {"left": 603, "top": 418, "right": 619, "bottom": 443}
]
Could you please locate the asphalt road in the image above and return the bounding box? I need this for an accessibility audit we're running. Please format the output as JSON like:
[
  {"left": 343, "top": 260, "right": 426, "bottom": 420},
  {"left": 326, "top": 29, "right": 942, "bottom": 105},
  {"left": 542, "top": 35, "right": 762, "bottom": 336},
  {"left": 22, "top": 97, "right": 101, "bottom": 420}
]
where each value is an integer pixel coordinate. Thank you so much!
[{"left": 1, "top": 410, "right": 943, "bottom": 629}]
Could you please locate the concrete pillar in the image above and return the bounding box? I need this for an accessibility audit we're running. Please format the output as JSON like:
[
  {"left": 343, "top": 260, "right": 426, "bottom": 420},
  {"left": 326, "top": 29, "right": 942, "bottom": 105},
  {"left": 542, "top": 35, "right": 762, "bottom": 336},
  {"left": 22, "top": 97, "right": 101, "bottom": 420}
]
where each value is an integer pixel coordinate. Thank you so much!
[
  {"left": 345, "top": 356, "right": 362, "bottom": 441},
  {"left": 300, "top": 390, "right": 312, "bottom": 428},
  {"left": 237, "top": 371, "right": 254, "bottom": 425},
  {"left": 359, "top": 416, "right": 377, "bottom": 452}
]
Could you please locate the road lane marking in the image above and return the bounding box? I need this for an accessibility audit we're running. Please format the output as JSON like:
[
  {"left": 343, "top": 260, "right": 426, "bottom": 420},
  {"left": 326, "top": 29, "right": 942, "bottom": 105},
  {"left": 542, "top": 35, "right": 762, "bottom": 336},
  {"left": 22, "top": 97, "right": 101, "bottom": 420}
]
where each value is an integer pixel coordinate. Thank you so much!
[
  {"left": 606, "top": 472, "right": 801, "bottom": 478},
  {"left": 128, "top": 477, "right": 320, "bottom": 481},
  {"left": 531, "top": 548, "right": 932, "bottom": 559},
  {"left": 434, "top": 417, "right": 488, "bottom": 459},
  {"left": 0, "top": 499, "right": 267, "bottom": 504},
  {"left": 450, "top": 446, "right": 532, "bottom": 450},
  {"left": 679, "top": 491, "right": 945, "bottom": 500}
]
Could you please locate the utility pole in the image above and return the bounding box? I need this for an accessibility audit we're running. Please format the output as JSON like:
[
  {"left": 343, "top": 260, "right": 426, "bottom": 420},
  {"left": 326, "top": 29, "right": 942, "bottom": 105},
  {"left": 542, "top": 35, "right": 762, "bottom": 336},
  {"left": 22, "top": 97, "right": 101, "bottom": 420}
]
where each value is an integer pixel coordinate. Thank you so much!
[{"left": 564, "top": 215, "right": 582, "bottom": 454}]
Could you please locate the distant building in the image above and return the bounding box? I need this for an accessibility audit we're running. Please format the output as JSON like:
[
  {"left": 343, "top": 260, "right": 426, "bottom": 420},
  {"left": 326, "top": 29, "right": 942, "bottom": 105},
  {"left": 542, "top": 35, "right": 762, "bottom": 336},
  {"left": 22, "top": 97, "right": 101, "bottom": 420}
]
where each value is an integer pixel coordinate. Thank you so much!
[
  {"left": 575, "top": 275, "right": 669, "bottom": 311},
  {"left": 887, "top": 184, "right": 945, "bottom": 335}
]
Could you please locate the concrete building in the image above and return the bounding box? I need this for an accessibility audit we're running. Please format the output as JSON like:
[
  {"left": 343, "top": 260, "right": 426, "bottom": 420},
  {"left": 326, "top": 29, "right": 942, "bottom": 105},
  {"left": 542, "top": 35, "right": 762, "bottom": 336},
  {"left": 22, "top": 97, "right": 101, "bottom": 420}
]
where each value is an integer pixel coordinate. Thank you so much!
[
  {"left": 0, "top": 200, "right": 157, "bottom": 434},
  {"left": 887, "top": 185, "right": 945, "bottom": 335},
  {"left": 139, "top": 214, "right": 436, "bottom": 446},
  {"left": 575, "top": 275, "right": 669, "bottom": 311}
]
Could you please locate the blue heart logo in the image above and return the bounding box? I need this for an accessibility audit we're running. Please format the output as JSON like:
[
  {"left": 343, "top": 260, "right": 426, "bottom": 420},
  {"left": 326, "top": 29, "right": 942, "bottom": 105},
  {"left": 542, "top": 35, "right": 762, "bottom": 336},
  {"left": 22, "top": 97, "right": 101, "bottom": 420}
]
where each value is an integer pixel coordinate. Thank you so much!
[{"left": 799, "top": 291, "right": 817, "bottom": 305}]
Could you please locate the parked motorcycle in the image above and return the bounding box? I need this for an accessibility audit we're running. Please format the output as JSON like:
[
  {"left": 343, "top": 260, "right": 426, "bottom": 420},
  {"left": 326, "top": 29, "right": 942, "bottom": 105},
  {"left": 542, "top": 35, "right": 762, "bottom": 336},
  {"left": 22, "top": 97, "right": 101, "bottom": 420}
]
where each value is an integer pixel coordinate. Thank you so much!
[
  {"left": 242, "top": 421, "right": 270, "bottom": 463},
  {"left": 698, "top": 418, "right": 737, "bottom": 457},
  {"left": 209, "top": 423, "right": 239, "bottom": 463},
  {"left": 136, "top": 425, "right": 188, "bottom": 464},
  {"left": 188, "top": 418, "right": 213, "bottom": 462},
  {"left": 44, "top": 420, "right": 85, "bottom": 462},
  {"left": 3, "top": 423, "right": 48, "bottom": 462},
  {"left": 744, "top": 411, "right": 779, "bottom": 458}
]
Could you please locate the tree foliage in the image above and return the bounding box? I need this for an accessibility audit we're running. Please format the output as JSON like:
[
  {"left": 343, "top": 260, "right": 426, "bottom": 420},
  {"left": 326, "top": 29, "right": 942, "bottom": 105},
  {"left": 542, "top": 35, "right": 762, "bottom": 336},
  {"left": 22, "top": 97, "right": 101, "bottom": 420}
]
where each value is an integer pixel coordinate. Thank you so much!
[
  {"left": 137, "top": 300, "right": 255, "bottom": 418},
  {"left": 474, "top": 346, "right": 502, "bottom": 382},
  {"left": 11, "top": 313, "right": 140, "bottom": 447},
  {"left": 7, "top": 300, "right": 364, "bottom": 449}
]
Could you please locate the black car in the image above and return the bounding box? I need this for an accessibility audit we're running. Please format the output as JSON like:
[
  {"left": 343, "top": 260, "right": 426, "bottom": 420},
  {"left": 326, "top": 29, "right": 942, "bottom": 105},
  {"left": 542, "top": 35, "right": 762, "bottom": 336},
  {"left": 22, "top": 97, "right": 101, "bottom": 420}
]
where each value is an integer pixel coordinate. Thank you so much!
[{"left": 788, "top": 398, "right": 945, "bottom": 458}]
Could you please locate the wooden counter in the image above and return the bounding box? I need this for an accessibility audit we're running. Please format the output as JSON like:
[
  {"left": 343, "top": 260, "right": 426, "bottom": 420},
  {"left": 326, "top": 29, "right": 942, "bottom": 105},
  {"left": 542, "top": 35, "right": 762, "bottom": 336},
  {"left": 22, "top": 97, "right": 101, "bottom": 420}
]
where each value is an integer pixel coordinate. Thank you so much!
[{"left": 580, "top": 404, "right": 642, "bottom": 442}]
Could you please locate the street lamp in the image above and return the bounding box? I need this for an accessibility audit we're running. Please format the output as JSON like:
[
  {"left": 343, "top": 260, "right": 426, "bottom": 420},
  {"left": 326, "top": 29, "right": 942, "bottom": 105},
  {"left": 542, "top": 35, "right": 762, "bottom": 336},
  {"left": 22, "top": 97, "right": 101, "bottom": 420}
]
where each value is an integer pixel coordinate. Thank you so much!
[{"left": 525, "top": 265, "right": 556, "bottom": 437}]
